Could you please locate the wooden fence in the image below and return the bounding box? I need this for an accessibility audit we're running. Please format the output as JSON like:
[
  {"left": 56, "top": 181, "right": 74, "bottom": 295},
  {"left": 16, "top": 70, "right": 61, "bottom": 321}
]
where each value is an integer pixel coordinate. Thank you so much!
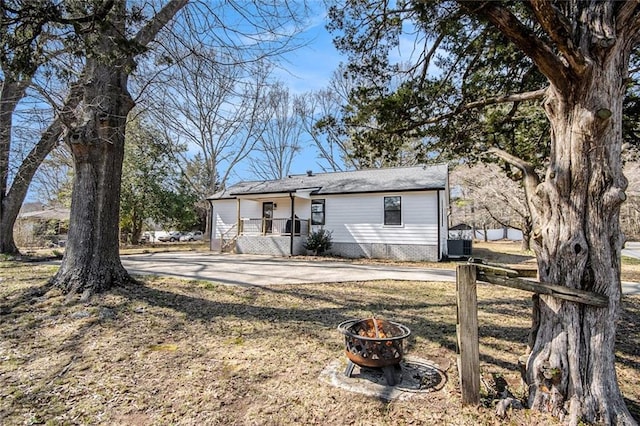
[{"left": 456, "top": 259, "right": 608, "bottom": 405}]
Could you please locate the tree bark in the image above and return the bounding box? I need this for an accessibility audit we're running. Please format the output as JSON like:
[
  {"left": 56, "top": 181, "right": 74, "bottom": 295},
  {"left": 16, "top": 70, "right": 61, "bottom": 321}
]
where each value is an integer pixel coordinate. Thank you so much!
[
  {"left": 50, "top": 9, "right": 133, "bottom": 299},
  {"left": 50, "top": 0, "right": 188, "bottom": 298},
  {"left": 526, "top": 51, "right": 635, "bottom": 425},
  {"left": 467, "top": 2, "right": 639, "bottom": 422},
  {"left": 521, "top": 216, "right": 532, "bottom": 251},
  {"left": 0, "top": 79, "right": 30, "bottom": 254}
]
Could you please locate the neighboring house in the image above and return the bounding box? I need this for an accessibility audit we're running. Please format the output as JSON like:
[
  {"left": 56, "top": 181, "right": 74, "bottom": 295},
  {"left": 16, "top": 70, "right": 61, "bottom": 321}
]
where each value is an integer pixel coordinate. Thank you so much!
[
  {"left": 449, "top": 223, "right": 474, "bottom": 240},
  {"left": 207, "top": 164, "right": 449, "bottom": 261},
  {"left": 16, "top": 207, "right": 70, "bottom": 247}
]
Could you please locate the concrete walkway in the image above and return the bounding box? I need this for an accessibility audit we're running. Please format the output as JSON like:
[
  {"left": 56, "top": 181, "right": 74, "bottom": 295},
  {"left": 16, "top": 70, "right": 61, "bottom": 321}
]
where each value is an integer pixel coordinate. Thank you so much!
[{"left": 120, "top": 251, "right": 639, "bottom": 295}]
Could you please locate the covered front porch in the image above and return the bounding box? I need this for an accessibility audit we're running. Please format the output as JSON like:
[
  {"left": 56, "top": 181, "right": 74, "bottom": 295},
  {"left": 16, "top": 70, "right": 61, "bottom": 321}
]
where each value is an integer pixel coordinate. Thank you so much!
[
  {"left": 239, "top": 217, "right": 310, "bottom": 237},
  {"left": 213, "top": 190, "right": 315, "bottom": 256}
]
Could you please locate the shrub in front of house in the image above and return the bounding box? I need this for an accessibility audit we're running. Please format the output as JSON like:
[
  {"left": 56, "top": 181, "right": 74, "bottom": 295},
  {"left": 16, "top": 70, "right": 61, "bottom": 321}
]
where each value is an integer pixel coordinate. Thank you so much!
[{"left": 304, "top": 229, "right": 333, "bottom": 255}]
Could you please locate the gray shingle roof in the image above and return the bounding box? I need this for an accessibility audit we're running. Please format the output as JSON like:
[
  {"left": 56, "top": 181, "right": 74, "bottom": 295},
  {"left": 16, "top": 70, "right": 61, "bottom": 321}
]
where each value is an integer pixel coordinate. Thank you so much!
[{"left": 209, "top": 164, "right": 448, "bottom": 199}]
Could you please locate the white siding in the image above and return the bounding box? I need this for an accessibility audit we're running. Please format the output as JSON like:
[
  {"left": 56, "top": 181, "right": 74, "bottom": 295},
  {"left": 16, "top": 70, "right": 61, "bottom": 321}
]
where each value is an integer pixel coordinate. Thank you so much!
[
  {"left": 440, "top": 189, "right": 448, "bottom": 256},
  {"left": 237, "top": 197, "right": 310, "bottom": 220},
  {"left": 294, "top": 198, "right": 311, "bottom": 220},
  {"left": 239, "top": 199, "right": 261, "bottom": 219},
  {"left": 212, "top": 200, "right": 237, "bottom": 238},
  {"left": 318, "top": 192, "right": 439, "bottom": 245}
]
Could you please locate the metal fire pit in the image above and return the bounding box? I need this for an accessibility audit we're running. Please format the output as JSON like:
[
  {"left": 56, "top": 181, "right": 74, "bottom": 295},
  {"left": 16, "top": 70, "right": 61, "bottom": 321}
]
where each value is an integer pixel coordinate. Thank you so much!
[{"left": 337, "top": 318, "right": 411, "bottom": 385}]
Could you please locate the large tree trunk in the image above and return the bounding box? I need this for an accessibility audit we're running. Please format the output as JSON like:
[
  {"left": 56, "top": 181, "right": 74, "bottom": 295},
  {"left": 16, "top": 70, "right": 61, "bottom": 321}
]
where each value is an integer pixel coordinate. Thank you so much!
[
  {"left": 0, "top": 79, "right": 29, "bottom": 254},
  {"left": 49, "top": 0, "right": 188, "bottom": 298},
  {"left": 526, "top": 52, "right": 635, "bottom": 424},
  {"left": 50, "top": 11, "right": 133, "bottom": 299}
]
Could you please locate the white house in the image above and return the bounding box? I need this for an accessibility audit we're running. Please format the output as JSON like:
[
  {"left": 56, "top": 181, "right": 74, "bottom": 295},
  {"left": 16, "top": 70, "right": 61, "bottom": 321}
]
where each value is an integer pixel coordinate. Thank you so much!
[{"left": 207, "top": 164, "right": 449, "bottom": 261}]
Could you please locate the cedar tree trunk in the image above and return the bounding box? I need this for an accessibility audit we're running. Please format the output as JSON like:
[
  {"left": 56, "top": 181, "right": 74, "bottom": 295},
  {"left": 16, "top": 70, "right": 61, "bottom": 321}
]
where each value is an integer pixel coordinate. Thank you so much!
[
  {"left": 526, "top": 53, "right": 635, "bottom": 425},
  {"left": 471, "top": 2, "right": 640, "bottom": 423}
]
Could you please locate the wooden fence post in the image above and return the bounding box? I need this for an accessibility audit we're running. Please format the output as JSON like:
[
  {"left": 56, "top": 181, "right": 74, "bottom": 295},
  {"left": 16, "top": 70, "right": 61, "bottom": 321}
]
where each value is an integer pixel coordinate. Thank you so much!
[{"left": 456, "top": 263, "right": 480, "bottom": 405}]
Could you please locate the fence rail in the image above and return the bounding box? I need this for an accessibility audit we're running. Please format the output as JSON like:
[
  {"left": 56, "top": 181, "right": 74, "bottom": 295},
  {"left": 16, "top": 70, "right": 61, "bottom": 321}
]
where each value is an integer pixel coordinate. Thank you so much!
[{"left": 456, "top": 259, "right": 609, "bottom": 406}]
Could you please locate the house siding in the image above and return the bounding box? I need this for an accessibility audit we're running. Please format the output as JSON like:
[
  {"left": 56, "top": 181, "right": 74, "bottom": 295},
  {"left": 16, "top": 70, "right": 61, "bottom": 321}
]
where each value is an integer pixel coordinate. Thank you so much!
[
  {"left": 212, "top": 196, "right": 314, "bottom": 253},
  {"left": 312, "top": 192, "right": 441, "bottom": 261},
  {"left": 211, "top": 191, "right": 443, "bottom": 260},
  {"left": 317, "top": 192, "right": 439, "bottom": 244},
  {"left": 209, "top": 165, "right": 448, "bottom": 261},
  {"left": 210, "top": 200, "right": 237, "bottom": 251}
]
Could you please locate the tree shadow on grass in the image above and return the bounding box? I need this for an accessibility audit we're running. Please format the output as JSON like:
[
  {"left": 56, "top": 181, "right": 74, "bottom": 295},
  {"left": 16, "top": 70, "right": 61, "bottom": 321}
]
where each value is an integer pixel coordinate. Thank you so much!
[
  {"left": 0, "top": 282, "right": 52, "bottom": 315},
  {"left": 115, "top": 281, "right": 455, "bottom": 336},
  {"left": 116, "top": 279, "right": 551, "bottom": 372},
  {"left": 4, "top": 275, "right": 638, "bottom": 420}
]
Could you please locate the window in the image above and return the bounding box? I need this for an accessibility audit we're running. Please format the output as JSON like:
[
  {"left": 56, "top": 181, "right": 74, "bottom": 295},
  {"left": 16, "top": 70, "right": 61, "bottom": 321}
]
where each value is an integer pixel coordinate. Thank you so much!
[
  {"left": 384, "top": 196, "right": 401, "bottom": 225},
  {"left": 311, "top": 199, "right": 325, "bottom": 225}
]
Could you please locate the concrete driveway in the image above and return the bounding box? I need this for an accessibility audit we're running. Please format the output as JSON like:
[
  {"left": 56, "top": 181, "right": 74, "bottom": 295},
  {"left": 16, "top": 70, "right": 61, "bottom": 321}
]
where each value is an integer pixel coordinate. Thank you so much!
[
  {"left": 623, "top": 241, "right": 640, "bottom": 260},
  {"left": 121, "top": 252, "right": 456, "bottom": 287},
  {"left": 121, "top": 251, "right": 639, "bottom": 295}
]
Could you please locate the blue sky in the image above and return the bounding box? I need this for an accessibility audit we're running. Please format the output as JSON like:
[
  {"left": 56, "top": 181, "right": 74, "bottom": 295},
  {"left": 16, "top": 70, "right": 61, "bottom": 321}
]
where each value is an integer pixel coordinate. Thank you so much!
[
  {"left": 23, "top": 5, "right": 347, "bottom": 202},
  {"left": 230, "top": 10, "right": 345, "bottom": 181},
  {"left": 261, "top": 7, "right": 428, "bottom": 180},
  {"left": 275, "top": 15, "right": 342, "bottom": 94},
  {"left": 281, "top": 16, "right": 343, "bottom": 176}
]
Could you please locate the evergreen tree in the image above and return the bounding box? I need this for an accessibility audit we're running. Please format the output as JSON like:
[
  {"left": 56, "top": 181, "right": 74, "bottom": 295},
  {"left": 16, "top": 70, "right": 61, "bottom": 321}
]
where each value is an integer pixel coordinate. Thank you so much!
[{"left": 328, "top": 1, "right": 640, "bottom": 423}]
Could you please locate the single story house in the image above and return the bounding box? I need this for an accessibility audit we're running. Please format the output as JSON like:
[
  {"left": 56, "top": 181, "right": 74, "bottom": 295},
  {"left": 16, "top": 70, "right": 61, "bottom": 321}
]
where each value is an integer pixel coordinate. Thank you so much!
[
  {"left": 207, "top": 164, "right": 449, "bottom": 261},
  {"left": 16, "top": 207, "right": 70, "bottom": 248}
]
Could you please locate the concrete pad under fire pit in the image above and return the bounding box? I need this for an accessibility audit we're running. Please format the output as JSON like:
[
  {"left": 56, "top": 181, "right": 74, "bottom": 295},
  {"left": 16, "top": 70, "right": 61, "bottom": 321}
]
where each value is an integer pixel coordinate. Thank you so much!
[{"left": 319, "top": 355, "right": 448, "bottom": 401}]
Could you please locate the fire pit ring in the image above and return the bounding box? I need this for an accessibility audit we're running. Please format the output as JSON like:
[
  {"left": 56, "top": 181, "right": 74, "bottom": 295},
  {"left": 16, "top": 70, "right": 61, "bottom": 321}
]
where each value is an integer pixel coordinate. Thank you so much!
[{"left": 338, "top": 318, "right": 411, "bottom": 385}]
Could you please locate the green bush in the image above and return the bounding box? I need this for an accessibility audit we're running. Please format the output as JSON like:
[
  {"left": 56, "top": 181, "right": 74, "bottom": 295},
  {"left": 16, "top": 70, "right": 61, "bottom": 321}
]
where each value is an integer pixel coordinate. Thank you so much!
[{"left": 304, "top": 229, "right": 333, "bottom": 255}]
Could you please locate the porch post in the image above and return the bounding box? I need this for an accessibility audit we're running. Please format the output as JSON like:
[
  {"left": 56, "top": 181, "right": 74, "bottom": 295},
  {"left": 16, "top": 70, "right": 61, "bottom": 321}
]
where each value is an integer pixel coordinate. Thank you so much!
[
  {"left": 236, "top": 198, "right": 241, "bottom": 237},
  {"left": 289, "top": 193, "right": 295, "bottom": 256},
  {"left": 208, "top": 199, "right": 214, "bottom": 251}
]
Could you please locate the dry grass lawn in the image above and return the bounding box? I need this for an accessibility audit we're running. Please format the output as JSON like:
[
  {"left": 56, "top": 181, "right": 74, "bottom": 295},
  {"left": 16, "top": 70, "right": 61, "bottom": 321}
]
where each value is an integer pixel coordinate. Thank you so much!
[{"left": 0, "top": 242, "right": 638, "bottom": 425}]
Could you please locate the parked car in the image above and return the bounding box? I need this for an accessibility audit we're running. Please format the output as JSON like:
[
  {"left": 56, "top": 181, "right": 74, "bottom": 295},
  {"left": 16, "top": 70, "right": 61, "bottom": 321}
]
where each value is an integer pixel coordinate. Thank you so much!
[
  {"left": 158, "top": 231, "right": 182, "bottom": 242},
  {"left": 180, "top": 231, "right": 203, "bottom": 242}
]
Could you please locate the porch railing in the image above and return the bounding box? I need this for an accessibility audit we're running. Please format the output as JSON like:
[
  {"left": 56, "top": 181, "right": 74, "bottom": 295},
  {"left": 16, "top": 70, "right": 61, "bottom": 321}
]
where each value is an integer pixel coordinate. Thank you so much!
[
  {"left": 219, "top": 223, "right": 238, "bottom": 253},
  {"left": 240, "top": 218, "right": 309, "bottom": 236}
]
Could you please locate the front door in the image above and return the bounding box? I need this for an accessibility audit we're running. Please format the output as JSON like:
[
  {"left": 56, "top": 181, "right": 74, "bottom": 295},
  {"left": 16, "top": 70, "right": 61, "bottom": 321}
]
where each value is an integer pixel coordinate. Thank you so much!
[{"left": 262, "top": 202, "right": 274, "bottom": 234}]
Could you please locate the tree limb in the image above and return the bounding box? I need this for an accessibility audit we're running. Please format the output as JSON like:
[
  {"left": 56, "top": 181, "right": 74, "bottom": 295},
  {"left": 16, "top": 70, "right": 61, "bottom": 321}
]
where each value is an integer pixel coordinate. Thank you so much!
[
  {"left": 419, "top": 31, "right": 445, "bottom": 85},
  {"left": 457, "top": 1, "right": 573, "bottom": 91},
  {"left": 133, "top": 0, "right": 189, "bottom": 48},
  {"left": 411, "top": 87, "right": 547, "bottom": 128},
  {"left": 3, "top": 83, "right": 82, "bottom": 227},
  {"left": 528, "top": 0, "right": 586, "bottom": 74},
  {"left": 487, "top": 147, "right": 541, "bottom": 220},
  {"left": 486, "top": 149, "right": 541, "bottom": 253}
]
